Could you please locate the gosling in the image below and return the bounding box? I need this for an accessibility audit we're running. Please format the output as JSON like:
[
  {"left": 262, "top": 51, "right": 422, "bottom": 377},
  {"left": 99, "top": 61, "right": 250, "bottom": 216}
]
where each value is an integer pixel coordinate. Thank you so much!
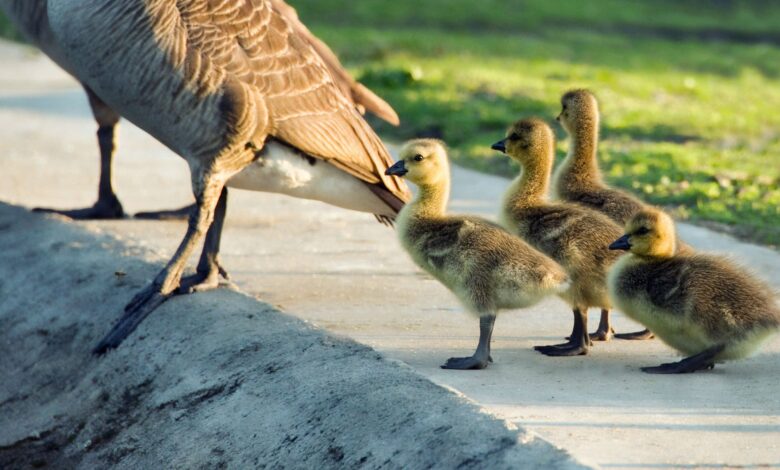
[
  {"left": 608, "top": 208, "right": 780, "bottom": 373},
  {"left": 492, "top": 118, "right": 625, "bottom": 356},
  {"left": 554, "top": 88, "right": 689, "bottom": 341},
  {"left": 386, "top": 139, "right": 570, "bottom": 369}
]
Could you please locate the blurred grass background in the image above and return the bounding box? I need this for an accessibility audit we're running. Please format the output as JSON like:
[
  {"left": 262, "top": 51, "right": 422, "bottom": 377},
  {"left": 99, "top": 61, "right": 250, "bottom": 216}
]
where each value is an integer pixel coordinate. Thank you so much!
[{"left": 2, "top": 0, "right": 779, "bottom": 245}]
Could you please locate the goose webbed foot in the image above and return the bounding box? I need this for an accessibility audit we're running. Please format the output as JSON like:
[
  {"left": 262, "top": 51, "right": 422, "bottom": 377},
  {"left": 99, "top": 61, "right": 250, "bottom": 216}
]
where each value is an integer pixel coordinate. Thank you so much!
[
  {"left": 641, "top": 345, "right": 724, "bottom": 374},
  {"left": 33, "top": 195, "right": 125, "bottom": 220},
  {"left": 177, "top": 259, "right": 231, "bottom": 294},
  {"left": 615, "top": 329, "right": 655, "bottom": 340},
  {"left": 134, "top": 203, "right": 195, "bottom": 221},
  {"left": 441, "top": 314, "right": 495, "bottom": 370},
  {"left": 93, "top": 282, "right": 170, "bottom": 355}
]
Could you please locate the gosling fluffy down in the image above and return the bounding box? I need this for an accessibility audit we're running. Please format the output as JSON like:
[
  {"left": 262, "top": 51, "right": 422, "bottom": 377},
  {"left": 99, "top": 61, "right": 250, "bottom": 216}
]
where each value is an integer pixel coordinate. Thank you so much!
[
  {"left": 608, "top": 208, "right": 780, "bottom": 373},
  {"left": 387, "top": 139, "right": 570, "bottom": 370},
  {"left": 492, "top": 118, "right": 625, "bottom": 356}
]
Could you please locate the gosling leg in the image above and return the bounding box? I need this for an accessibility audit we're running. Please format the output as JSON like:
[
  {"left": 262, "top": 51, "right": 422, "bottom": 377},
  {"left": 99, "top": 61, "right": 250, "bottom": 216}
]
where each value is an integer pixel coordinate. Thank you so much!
[
  {"left": 641, "top": 344, "right": 725, "bottom": 374},
  {"left": 589, "top": 308, "right": 615, "bottom": 342},
  {"left": 535, "top": 308, "right": 590, "bottom": 356},
  {"left": 441, "top": 315, "right": 496, "bottom": 370}
]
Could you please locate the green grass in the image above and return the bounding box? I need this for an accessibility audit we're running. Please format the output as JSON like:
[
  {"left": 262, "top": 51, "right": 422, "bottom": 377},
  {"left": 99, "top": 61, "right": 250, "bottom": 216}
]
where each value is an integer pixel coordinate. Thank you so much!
[
  {"left": 2, "top": 1, "right": 779, "bottom": 245},
  {"left": 290, "top": 0, "right": 780, "bottom": 246}
]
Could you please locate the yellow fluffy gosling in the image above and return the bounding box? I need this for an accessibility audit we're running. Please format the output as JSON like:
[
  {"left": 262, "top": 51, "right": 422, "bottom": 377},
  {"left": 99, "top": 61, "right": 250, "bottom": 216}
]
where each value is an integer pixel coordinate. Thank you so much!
[
  {"left": 554, "top": 88, "right": 691, "bottom": 341},
  {"left": 608, "top": 208, "right": 780, "bottom": 373},
  {"left": 386, "top": 139, "right": 570, "bottom": 369},
  {"left": 492, "top": 118, "right": 625, "bottom": 357}
]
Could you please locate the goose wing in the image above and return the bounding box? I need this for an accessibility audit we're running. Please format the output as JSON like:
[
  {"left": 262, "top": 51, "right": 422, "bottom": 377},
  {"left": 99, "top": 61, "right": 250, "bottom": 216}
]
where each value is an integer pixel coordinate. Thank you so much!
[
  {"left": 177, "top": 0, "right": 409, "bottom": 203},
  {"left": 269, "top": 0, "right": 400, "bottom": 126}
]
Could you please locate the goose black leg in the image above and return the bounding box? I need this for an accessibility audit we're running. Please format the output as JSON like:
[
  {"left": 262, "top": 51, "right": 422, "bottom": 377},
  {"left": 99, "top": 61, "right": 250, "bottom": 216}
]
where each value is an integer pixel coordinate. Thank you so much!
[
  {"left": 641, "top": 345, "right": 725, "bottom": 374},
  {"left": 615, "top": 328, "right": 655, "bottom": 340},
  {"left": 590, "top": 308, "right": 615, "bottom": 341},
  {"left": 134, "top": 203, "right": 196, "bottom": 220},
  {"left": 178, "top": 187, "right": 230, "bottom": 293},
  {"left": 93, "top": 177, "right": 227, "bottom": 354},
  {"left": 442, "top": 314, "right": 496, "bottom": 370},
  {"left": 34, "top": 87, "right": 125, "bottom": 220},
  {"left": 535, "top": 308, "right": 590, "bottom": 356}
]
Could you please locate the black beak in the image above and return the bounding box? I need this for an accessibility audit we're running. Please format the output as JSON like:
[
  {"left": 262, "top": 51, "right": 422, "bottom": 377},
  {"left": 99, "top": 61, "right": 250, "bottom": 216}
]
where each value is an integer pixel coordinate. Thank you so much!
[
  {"left": 385, "top": 160, "right": 408, "bottom": 176},
  {"left": 609, "top": 234, "right": 631, "bottom": 251},
  {"left": 555, "top": 114, "right": 561, "bottom": 122},
  {"left": 491, "top": 139, "right": 507, "bottom": 153}
]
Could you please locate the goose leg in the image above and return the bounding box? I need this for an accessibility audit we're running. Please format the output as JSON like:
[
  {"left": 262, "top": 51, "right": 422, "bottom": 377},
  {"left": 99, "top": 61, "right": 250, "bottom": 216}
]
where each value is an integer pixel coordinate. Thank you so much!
[
  {"left": 615, "top": 328, "right": 655, "bottom": 340},
  {"left": 589, "top": 308, "right": 615, "bottom": 341},
  {"left": 535, "top": 308, "right": 590, "bottom": 356},
  {"left": 641, "top": 344, "right": 725, "bottom": 374},
  {"left": 92, "top": 176, "right": 226, "bottom": 354},
  {"left": 441, "top": 314, "right": 496, "bottom": 370},
  {"left": 178, "top": 187, "right": 230, "bottom": 293},
  {"left": 34, "top": 86, "right": 125, "bottom": 219}
]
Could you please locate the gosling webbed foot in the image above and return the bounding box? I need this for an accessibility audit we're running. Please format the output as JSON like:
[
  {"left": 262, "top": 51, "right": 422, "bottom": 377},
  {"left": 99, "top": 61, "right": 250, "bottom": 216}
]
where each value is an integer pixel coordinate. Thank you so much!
[
  {"left": 641, "top": 344, "right": 724, "bottom": 374},
  {"left": 641, "top": 361, "right": 715, "bottom": 374},
  {"left": 134, "top": 203, "right": 195, "bottom": 220},
  {"left": 441, "top": 354, "right": 490, "bottom": 370},
  {"left": 534, "top": 340, "right": 589, "bottom": 357},
  {"left": 615, "top": 329, "right": 655, "bottom": 340},
  {"left": 589, "top": 326, "right": 615, "bottom": 342},
  {"left": 536, "top": 308, "right": 590, "bottom": 357},
  {"left": 33, "top": 197, "right": 125, "bottom": 220}
]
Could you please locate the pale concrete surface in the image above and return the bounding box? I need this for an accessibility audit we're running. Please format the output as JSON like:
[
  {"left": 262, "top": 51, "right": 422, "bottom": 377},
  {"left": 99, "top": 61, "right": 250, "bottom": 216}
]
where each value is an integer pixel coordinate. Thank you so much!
[
  {"left": 1, "top": 40, "right": 779, "bottom": 468},
  {"left": 0, "top": 204, "right": 586, "bottom": 469}
]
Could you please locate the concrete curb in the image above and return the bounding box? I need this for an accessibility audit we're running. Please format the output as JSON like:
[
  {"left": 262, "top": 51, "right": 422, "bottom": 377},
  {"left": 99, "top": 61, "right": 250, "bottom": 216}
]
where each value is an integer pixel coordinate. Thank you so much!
[{"left": 0, "top": 203, "right": 591, "bottom": 469}]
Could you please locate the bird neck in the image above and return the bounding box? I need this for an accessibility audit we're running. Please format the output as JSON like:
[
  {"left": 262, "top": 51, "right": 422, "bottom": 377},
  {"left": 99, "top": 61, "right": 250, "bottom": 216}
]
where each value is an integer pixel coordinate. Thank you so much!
[
  {"left": 505, "top": 156, "right": 550, "bottom": 209},
  {"left": 564, "top": 117, "right": 602, "bottom": 184},
  {"left": 410, "top": 179, "right": 450, "bottom": 218}
]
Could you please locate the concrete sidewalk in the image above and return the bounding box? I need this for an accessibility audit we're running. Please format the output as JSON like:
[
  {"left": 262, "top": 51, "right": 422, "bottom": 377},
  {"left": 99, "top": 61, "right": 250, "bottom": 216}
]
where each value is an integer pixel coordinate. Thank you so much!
[{"left": 1, "top": 40, "right": 779, "bottom": 468}]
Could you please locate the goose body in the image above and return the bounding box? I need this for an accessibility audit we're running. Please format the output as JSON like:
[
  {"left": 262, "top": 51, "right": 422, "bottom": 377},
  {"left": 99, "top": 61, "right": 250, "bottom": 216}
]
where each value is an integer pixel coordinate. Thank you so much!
[
  {"left": 1, "top": 0, "right": 400, "bottom": 219},
  {"left": 227, "top": 140, "right": 396, "bottom": 216},
  {"left": 608, "top": 209, "right": 780, "bottom": 373},
  {"left": 40, "top": 0, "right": 410, "bottom": 352},
  {"left": 388, "top": 139, "right": 569, "bottom": 369},
  {"left": 492, "top": 118, "right": 625, "bottom": 357}
]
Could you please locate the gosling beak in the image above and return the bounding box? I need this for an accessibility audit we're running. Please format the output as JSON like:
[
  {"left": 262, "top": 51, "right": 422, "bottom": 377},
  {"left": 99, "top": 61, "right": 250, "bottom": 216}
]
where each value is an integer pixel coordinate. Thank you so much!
[
  {"left": 491, "top": 139, "right": 507, "bottom": 153},
  {"left": 385, "top": 160, "right": 408, "bottom": 176},
  {"left": 555, "top": 113, "right": 562, "bottom": 122},
  {"left": 609, "top": 234, "right": 632, "bottom": 251}
]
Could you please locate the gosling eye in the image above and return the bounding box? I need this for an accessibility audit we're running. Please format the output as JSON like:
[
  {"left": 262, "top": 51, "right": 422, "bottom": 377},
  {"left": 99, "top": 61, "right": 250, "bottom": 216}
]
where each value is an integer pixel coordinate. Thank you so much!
[
  {"left": 413, "top": 154, "right": 424, "bottom": 162},
  {"left": 508, "top": 133, "right": 520, "bottom": 141},
  {"left": 635, "top": 226, "right": 650, "bottom": 235}
]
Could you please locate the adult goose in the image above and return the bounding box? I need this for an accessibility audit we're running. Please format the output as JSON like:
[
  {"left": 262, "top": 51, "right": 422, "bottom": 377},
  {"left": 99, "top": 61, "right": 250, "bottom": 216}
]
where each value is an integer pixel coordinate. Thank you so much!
[
  {"left": 0, "top": 0, "right": 400, "bottom": 219},
  {"left": 39, "top": 0, "right": 410, "bottom": 352}
]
